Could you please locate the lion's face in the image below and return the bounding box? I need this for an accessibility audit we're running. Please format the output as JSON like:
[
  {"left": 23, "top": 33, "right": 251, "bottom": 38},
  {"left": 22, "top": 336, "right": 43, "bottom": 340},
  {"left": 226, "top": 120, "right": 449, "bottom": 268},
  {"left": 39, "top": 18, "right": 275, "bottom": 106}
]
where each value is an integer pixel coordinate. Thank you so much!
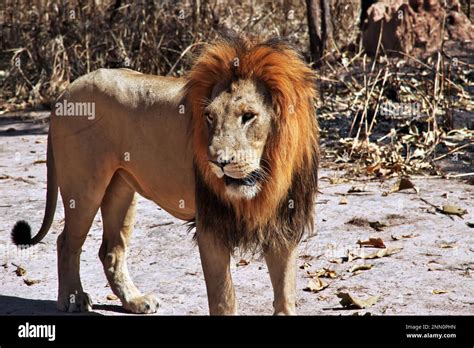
[{"left": 203, "top": 78, "right": 274, "bottom": 200}]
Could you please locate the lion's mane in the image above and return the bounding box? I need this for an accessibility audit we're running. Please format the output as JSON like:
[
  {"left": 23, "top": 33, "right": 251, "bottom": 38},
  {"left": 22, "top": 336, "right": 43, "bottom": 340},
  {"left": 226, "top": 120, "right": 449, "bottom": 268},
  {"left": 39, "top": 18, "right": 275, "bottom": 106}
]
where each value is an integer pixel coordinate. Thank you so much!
[{"left": 186, "top": 35, "right": 319, "bottom": 253}]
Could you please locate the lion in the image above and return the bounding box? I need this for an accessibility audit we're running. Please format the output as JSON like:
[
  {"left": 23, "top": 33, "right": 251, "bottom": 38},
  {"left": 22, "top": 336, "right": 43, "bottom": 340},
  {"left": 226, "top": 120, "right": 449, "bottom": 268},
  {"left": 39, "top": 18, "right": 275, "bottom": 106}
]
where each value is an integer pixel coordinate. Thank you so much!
[{"left": 11, "top": 34, "right": 319, "bottom": 315}]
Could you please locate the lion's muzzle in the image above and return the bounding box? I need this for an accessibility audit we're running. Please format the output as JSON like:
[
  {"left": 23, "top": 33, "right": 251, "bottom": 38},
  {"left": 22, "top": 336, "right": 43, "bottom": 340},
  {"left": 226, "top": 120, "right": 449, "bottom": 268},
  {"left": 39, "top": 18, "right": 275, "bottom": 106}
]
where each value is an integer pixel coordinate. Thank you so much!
[
  {"left": 224, "top": 170, "right": 261, "bottom": 187},
  {"left": 209, "top": 160, "right": 261, "bottom": 187}
]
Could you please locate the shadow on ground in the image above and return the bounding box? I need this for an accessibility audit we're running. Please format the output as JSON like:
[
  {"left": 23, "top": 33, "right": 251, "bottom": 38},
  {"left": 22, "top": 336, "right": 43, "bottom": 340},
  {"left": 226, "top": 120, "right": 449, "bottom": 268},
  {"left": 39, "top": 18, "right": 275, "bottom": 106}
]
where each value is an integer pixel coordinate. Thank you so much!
[
  {"left": 0, "top": 295, "right": 102, "bottom": 315},
  {"left": 0, "top": 112, "right": 49, "bottom": 136}
]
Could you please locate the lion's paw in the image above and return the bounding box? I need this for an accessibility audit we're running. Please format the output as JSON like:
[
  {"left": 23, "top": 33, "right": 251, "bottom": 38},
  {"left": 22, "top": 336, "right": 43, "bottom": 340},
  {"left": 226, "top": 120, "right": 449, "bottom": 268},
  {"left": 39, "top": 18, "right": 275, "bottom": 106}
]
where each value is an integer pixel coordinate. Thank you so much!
[
  {"left": 124, "top": 293, "right": 159, "bottom": 314},
  {"left": 57, "top": 291, "right": 93, "bottom": 313}
]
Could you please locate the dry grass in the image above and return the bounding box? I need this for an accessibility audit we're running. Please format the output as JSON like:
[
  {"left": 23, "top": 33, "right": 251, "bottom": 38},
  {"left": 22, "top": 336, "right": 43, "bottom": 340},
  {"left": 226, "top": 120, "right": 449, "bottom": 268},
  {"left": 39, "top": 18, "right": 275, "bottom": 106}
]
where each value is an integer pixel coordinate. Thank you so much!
[
  {"left": 0, "top": 0, "right": 308, "bottom": 109},
  {"left": 317, "top": 40, "right": 473, "bottom": 178}
]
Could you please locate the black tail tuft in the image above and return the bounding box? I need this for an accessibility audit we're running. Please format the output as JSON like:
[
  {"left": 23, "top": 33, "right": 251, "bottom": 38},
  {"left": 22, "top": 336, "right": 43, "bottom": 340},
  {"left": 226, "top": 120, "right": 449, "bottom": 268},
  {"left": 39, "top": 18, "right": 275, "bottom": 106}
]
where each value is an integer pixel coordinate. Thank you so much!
[{"left": 11, "top": 220, "right": 32, "bottom": 246}]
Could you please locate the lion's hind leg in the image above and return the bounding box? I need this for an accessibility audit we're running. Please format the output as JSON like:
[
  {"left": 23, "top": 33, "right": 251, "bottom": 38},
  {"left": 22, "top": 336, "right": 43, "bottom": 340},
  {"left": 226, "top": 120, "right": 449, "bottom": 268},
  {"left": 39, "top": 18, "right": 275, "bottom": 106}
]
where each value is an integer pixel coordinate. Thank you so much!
[
  {"left": 57, "top": 178, "right": 110, "bottom": 313},
  {"left": 99, "top": 172, "right": 159, "bottom": 314}
]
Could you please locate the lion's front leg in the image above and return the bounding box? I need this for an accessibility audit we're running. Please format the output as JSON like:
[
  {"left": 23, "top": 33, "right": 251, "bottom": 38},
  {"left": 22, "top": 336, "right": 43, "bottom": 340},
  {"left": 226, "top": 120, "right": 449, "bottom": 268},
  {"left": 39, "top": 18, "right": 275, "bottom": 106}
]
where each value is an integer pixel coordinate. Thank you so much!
[
  {"left": 196, "top": 228, "right": 237, "bottom": 315},
  {"left": 100, "top": 174, "right": 159, "bottom": 314},
  {"left": 264, "top": 246, "right": 297, "bottom": 315}
]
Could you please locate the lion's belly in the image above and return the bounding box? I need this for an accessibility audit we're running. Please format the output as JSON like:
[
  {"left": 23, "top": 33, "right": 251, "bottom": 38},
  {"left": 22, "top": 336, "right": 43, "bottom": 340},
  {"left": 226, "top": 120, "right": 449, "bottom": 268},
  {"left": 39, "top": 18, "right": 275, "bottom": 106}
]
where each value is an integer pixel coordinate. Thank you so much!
[
  {"left": 116, "top": 134, "right": 196, "bottom": 221},
  {"left": 117, "top": 168, "right": 195, "bottom": 221}
]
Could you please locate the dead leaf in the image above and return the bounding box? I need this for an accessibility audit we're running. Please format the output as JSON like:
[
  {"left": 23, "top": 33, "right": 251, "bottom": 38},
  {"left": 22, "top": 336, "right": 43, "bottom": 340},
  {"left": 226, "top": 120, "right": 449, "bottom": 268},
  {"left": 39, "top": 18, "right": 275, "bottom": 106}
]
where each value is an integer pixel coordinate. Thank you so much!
[
  {"left": 107, "top": 294, "right": 118, "bottom": 301},
  {"left": 349, "top": 264, "right": 373, "bottom": 273},
  {"left": 421, "top": 198, "right": 467, "bottom": 219},
  {"left": 367, "top": 162, "right": 381, "bottom": 175},
  {"left": 329, "top": 258, "right": 343, "bottom": 264},
  {"left": 33, "top": 159, "right": 46, "bottom": 164},
  {"left": 339, "top": 196, "right": 348, "bottom": 205},
  {"left": 23, "top": 278, "right": 40, "bottom": 286},
  {"left": 336, "top": 291, "right": 379, "bottom": 309},
  {"left": 432, "top": 290, "right": 448, "bottom": 295},
  {"left": 299, "top": 262, "right": 311, "bottom": 270},
  {"left": 347, "top": 252, "right": 359, "bottom": 263},
  {"left": 391, "top": 233, "right": 418, "bottom": 240},
  {"left": 236, "top": 259, "right": 249, "bottom": 267},
  {"left": 390, "top": 177, "right": 419, "bottom": 194},
  {"left": 346, "top": 217, "right": 369, "bottom": 227},
  {"left": 352, "top": 247, "right": 402, "bottom": 260},
  {"left": 329, "top": 177, "right": 346, "bottom": 185},
  {"left": 322, "top": 269, "right": 338, "bottom": 279},
  {"left": 307, "top": 268, "right": 337, "bottom": 279},
  {"left": 300, "top": 254, "right": 314, "bottom": 261},
  {"left": 368, "top": 221, "right": 389, "bottom": 231},
  {"left": 303, "top": 277, "right": 328, "bottom": 293},
  {"left": 15, "top": 266, "right": 26, "bottom": 277},
  {"left": 422, "top": 253, "right": 442, "bottom": 257},
  {"left": 439, "top": 242, "right": 456, "bottom": 249},
  {"left": 368, "top": 247, "right": 402, "bottom": 259},
  {"left": 348, "top": 185, "right": 368, "bottom": 193},
  {"left": 346, "top": 218, "right": 389, "bottom": 231},
  {"left": 357, "top": 237, "right": 386, "bottom": 248},
  {"left": 441, "top": 205, "right": 467, "bottom": 217}
]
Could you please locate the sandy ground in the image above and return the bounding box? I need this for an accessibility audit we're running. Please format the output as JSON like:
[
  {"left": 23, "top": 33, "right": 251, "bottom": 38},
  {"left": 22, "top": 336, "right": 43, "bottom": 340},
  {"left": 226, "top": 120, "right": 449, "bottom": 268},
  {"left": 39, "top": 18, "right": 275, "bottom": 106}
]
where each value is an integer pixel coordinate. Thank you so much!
[{"left": 0, "top": 115, "right": 473, "bottom": 315}]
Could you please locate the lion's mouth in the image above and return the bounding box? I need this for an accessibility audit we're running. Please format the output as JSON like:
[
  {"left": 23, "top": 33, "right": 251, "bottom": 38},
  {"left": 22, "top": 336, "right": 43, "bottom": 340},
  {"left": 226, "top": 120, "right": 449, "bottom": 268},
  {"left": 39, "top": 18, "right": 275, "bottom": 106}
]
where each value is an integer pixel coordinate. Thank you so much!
[{"left": 224, "top": 170, "right": 261, "bottom": 187}]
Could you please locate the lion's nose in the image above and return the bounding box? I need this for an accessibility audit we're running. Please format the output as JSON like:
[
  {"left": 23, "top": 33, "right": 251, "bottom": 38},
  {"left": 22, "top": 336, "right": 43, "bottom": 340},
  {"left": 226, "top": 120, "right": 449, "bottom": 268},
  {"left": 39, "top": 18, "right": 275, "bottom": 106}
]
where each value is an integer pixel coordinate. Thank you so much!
[
  {"left": 218, "top": 159, "right": 232, "bottom": 167},
  {"left": 218, "top": 152, "right": 237, "bottom": 165}
]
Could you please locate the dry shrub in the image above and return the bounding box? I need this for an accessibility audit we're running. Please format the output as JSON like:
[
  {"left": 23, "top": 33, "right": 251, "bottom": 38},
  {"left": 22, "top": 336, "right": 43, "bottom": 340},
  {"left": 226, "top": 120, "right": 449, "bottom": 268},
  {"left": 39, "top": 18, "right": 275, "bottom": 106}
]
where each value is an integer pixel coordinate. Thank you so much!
[{"left": 0, "top": 0, "right": 308, "bottom": 109}]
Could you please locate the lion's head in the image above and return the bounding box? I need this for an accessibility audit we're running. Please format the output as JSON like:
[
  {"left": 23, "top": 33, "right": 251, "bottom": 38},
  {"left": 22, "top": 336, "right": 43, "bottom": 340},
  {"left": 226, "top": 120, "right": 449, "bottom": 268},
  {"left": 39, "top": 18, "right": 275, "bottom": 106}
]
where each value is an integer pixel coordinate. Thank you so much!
[
  {"left": 186, "top": 35, "right": 319, "bottom": 237},
  {"left": 202, "top": 77, "right": 273, "bottom": 200}
]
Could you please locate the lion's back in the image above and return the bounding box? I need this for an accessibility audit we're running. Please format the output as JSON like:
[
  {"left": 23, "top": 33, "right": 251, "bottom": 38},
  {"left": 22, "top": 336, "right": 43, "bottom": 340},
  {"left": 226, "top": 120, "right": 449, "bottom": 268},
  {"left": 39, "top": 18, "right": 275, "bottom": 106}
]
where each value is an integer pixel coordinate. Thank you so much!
[{"left": 67, "top": 68, "right": 186, "bottom": 110}]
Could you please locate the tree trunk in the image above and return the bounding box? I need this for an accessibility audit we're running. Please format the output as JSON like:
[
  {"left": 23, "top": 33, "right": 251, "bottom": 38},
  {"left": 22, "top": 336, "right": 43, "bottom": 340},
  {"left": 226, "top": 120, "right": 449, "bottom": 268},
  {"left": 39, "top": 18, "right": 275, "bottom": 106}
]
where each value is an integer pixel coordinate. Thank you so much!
[
  {"left": 306, "top": 0, "right": 331, "bottom": 65},
  {"left": 360, "top": 0, "right": 377, "bottom": 29},
  {"left": 322, "top": 0, "right": 333, "bottom": 48}
]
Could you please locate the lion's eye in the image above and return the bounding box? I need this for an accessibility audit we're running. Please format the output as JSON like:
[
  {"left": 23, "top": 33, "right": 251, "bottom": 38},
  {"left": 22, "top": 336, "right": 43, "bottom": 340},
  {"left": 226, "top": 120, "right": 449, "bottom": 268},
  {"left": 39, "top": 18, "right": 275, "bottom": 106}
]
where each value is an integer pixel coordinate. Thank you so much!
[
  {"left": 205, "top": 112, "right": 213, "bottom": 124},
  {"left": 241, "top": 112, "right": 256, "bottom": 125}
]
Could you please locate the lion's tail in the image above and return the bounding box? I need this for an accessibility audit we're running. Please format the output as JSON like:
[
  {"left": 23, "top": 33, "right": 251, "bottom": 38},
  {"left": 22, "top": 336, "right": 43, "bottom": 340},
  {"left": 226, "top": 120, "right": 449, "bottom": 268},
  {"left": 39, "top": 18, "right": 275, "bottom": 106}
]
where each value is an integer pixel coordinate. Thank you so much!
[{"left": 11, "top": 129, "right": 58, "bottom": 247}]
